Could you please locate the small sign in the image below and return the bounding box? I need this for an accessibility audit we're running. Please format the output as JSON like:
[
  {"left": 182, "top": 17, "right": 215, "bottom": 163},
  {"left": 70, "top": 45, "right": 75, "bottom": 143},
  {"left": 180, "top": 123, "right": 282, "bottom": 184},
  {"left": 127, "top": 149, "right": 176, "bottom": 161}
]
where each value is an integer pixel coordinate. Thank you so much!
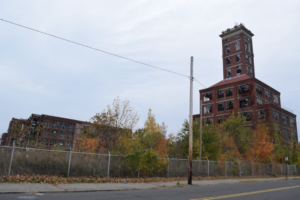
[{"left": 285, "top": 157, "right": 288, "bottom": 161}]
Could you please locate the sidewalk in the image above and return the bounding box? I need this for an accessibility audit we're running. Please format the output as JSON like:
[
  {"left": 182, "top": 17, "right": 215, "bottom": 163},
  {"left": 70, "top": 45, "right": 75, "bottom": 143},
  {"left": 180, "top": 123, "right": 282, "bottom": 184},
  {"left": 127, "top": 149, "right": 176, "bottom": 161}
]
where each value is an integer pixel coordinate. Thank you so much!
[{"left": 0, "top": 177, "right": 298, "bottom": 194}]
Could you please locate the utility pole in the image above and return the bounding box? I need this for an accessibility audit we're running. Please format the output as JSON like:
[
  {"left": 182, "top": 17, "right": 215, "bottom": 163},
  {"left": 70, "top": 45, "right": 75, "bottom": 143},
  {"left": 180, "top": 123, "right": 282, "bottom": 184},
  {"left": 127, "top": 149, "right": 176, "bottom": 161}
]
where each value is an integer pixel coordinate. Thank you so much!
[
  {"left": 188, "top": 56, "right": 194, "bottom": 185},
  {"left": 199, "top": 100, "right": 203, "bottom": 161}
]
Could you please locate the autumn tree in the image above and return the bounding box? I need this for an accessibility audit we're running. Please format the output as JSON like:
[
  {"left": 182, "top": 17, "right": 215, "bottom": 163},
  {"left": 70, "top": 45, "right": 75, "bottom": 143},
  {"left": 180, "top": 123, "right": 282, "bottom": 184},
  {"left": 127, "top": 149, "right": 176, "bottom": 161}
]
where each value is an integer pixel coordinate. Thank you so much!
[{"left": 273, "top": 124, "right": 289, "bottom": 164}]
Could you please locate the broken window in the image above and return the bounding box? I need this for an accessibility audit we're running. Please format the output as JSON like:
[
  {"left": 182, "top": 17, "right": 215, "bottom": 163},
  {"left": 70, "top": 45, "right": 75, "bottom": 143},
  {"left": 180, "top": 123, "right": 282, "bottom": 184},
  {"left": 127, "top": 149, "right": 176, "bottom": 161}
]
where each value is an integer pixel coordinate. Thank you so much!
[
  {"left": 245, "top": 54, "right": 249, "bottom": 62},
  {"left": 237, "top": 66, "right": 242, "bottom": 74},
  {"left": 235, "top": 41, "right": 240, "bottom": 50},
  {"left": 44, "top": 119, "right": 52, "bottom": 128},
  {"left": 283, "top": 129, "right": 289, "bottom": 138},
  {"left": 218, "top": 117, "right": 223, "bottom": 124},
  {"left": 292, "top": 131, "right": 296, "bottom": 139},
  {"left": 290, "top": 118, "right": 295, "bottom": 127},
  {"left": 51, "top": 130, "right": 58, "bottom": 138},
  {"left": 246, "top": 66, "right": 249, "bottom": 74},
  {"left": 239, "top": 97, "right": 251, "bottom": 108},
  {"left": 61, "top": 122, "right": 67, "bottom": 130},
  {"left": 66, "top": 141, "right": 73, "bottom": 148},
  {"left": 226, "top": 100, "right": 233, "bottom": 110},
  {"left": 235, "top": 34, "right": 239, "bottom": 38},
  {"left": 282, "top": 115, "right": 287, "bottom": 124},
  {"left": 227, "top": 68, "right": 231, "bottom": 77},
  {"left": 256, "top": 85, "right": 263, "bottom": 95},
  {"left": 225, "top": 38, "right": 230, "bottom": 42},
  {"left": 203, "top": 104, "right": 212, "bottom": 114},
  {"left": 257, "top": 97, "right": 263, "bottom": 105},
  {"left": 236, "top": 54, "right": 241, "bottom": 62},
  {"left": 250, "top": 68, "right": 253, "bottom": 76},
  {"left": 203, "top": 93, "right": 212, "bottom": 102},
  {"left": 238, "top": 85, "right": 249, "bottom": 94},
  {"left": 50, "top": 139, "right": 57, "bottom": 146},
  {"left": 247, "top": 43, "right": 251, "bottom": 55},
  {"left": 225, "top": 44, "right": 230, "bottom": 53},
  {"left": 266, "top": 101, "right": 270, "bottom": 104},
  {"left": 68, "top": 123, "right": 75, "bottom": 131},
  {"left": 241, "top": 112, "right": 252, "bottom": 121},
  {"left": 273, "top": 111, "right": 279, "bottom": 121},
  {"left": 274, "top": 95, "right": 279, "bottom": 104},
  {"left": 265, "top": 90, "right": 272, "bottom": 99},
  {"left": 67, "top": 132, "right": 74, "bottom": 140},
  {"left": 218, "top": 102, "right": 224, "bottom": 111},
  {"left": 249, "top": 57, "right": 252, "bottom": 64},
  {"left": 43, "top": 129, "right": 50, "bottom": 137},
  {"left": 258, "top": 110, "right": 266, "bottom": 120},
  {"left": 59, "top": 131, "right": 66, "bottom": 139},
  {"left": 42, "top": 138, "right": 48, "bottom": 146},
  {"left": 245, "top": 42, "right": 248, "bottom": 52},
  {"left": 226, "top": 57, "right": 231, "bottom": 64},
  {"left": 52, "top": 121, "right": 60, "bottom": 129},
  {"left": 217, "top": 90, "right": 224, "bottom": 99},
  {"left": 204, "top": 118, "right": 213, "bottom": 125},
  {"left": 58, "top": 140, "right": 65, "bottom": 147},
  {"left": 226, "top": 88, "right": 233, "bottom": 97}
]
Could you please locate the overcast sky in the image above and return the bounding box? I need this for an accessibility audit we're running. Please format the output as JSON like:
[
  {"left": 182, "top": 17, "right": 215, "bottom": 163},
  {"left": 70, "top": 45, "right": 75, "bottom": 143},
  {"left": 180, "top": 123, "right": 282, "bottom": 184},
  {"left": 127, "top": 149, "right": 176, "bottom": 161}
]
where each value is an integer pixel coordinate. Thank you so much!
[{"left": 0, "top": 0, "right": 299, "bottom": 140}]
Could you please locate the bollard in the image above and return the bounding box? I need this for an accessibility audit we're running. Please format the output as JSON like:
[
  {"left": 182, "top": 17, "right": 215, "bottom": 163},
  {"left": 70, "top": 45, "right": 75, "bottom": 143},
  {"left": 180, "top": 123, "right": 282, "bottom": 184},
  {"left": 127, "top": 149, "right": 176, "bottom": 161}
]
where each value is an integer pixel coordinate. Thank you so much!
[
  {"left": 67, "top": 147, "right": 72, "bottom": 177},
  {"left": 8, "top": 141, "right": 15, "bottom": 177}
]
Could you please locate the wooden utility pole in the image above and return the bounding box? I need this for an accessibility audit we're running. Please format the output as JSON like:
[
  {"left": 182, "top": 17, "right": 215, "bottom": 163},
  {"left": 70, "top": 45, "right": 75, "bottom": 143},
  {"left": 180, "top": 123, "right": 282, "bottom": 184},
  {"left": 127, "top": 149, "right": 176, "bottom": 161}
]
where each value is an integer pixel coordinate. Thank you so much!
[{"left": 188, "top": 56, "right": 194, "bottom": 185}]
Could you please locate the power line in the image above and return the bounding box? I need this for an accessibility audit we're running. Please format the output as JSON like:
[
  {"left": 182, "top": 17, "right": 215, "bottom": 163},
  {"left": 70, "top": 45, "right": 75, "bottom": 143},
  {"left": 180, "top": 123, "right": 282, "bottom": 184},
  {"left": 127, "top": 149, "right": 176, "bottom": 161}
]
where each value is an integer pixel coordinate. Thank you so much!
[{"left": 0, "top": 18, "right": 207, "bottom": 88}]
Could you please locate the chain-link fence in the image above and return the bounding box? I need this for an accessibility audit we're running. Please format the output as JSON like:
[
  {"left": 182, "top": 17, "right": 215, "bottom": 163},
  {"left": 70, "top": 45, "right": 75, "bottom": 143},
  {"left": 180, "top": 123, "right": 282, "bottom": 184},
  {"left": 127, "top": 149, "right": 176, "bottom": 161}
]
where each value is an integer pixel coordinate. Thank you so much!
[{"left": 0, "top": 144, "right": 299, "bottom": 178}]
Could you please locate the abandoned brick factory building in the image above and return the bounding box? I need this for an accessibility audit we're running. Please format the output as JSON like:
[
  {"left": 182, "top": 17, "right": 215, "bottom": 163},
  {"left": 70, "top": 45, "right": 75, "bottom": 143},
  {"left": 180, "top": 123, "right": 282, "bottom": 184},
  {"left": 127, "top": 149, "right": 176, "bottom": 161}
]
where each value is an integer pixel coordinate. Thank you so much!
[
  {"left": 0, "top": 114, "right": 87, "bottom": 150},
  {"left": 193, "top": 24, "right": 298, "bottom": 143}
]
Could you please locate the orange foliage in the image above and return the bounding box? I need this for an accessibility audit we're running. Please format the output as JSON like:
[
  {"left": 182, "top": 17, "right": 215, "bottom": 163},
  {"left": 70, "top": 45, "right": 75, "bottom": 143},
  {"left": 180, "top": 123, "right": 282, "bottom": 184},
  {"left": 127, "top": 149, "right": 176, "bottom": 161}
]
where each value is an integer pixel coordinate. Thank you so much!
[
  {"left": 245, "top": 124, "right": 273, "bottom": 163},
  {"left": 156, "top": 136, "right": 168, "bottom": 158}
]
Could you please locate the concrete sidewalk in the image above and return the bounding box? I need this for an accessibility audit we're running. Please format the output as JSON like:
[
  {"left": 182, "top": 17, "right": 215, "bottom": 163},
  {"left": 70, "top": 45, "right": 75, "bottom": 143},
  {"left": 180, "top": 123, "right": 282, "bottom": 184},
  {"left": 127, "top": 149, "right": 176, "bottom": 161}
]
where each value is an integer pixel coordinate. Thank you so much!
[{"left": 0, "top": 177, "right": 298, "bottom": 194}]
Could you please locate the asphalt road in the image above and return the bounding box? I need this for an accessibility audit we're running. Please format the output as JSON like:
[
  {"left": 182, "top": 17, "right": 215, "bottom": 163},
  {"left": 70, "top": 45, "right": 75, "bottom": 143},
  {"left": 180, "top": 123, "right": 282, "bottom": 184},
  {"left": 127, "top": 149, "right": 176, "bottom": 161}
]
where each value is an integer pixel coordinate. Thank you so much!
[{"left": 1, "top": 180, "right": 300, "bottom": 200}]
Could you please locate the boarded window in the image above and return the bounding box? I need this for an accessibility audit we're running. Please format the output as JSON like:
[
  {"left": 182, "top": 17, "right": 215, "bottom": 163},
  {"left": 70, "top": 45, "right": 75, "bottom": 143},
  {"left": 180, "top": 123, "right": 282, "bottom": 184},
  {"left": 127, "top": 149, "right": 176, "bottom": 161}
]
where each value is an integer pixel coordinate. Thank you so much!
[
  {"left": 226, "top": 88, "right": 233, "bottom": 97},
  {"left": 236, "top": 54, "right": 241, "bottom": 62},
  {"left": 282, "top": 115, "right": 288, "bottom": 124},
  {"left": 226, "top": 57, "right": 231, "bottom": 64},
  {"left": 218, "top": 90, "right": 224, "bottom": 99},
  {"left": 258, "top": 110, "right": 266, "bottom": 120},
  {"left": 257, "top": 97, "right": 263, "bottom": 105},
  {"left": 203, "top": 93, "right": 212, "bottom": 101},
  {"left": 290, "top": 118, "right": 295, "bottom": 127},
  {"left": 274, "top": 95, "right": 279, "bottom": 104},
  {"left": 238, "top": 85, "right": 249, "bottom": 94},
  {"left": 226, "top": 100, "right": 233, "bottom": 110},
  {"left": 52, "top": 121, "right": 60, "bottom": 129},
  {"left": 256, "top": 85, "right": 263, "bottom": 95},
  {"left": 51, "top": 130, "right": 58, "bottom": 138},
  {"left": 273, "top": 111, "right": 279, "bottom": 121},
  {"left": 218, "top": 102, "right": 224, "bottom": 111},
  {"left": 68, "top": 123, "right": 75, "bottom": 131},
  {"left": 265, "top": 90, "right": 272, "bottom": 99},
  {"left": 67, "top": 132, "right": 74, "bottom": 140},
  {"left": 227, "top": 68, "right": 231, "bottom": 77},
  {"left": 237, "top": 66, "right": 242, "bottom": 74},
  {"left": 235, "top": 41, "right": 240, "bottom": 50},
  {"left": 44, "top": 119, "right": 52, "bottom": 128},
  {"left": 43, "top": 129, "right": 50, "bottom": 137},
  {"left": 225, "top": 44, "right": 230, "bottom": 53},
  {"left": 203, "top": 104, "right": 212, "bottom": 114},
  {"left": 59, "top": 131, "right": 66, "bottom": 139},
  {"left": 239, "top": 97, "right": 251, "bottom": 108},
  {"left": 242, "top": 112, "right": 252, "bottom": 121}
]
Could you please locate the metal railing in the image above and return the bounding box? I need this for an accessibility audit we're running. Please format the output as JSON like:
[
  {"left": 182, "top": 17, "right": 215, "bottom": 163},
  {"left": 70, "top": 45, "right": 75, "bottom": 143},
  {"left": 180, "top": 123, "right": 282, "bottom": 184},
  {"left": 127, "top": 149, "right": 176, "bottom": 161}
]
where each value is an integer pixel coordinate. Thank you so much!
[{"left": 0, "top": 144, "right": 299, "bottom": 178}]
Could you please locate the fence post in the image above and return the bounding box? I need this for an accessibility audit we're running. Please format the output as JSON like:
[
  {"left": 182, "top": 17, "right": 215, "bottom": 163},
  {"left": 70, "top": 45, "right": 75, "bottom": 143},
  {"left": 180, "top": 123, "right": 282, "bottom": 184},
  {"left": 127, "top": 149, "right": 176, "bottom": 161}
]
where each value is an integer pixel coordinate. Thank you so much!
[
  {"left": 280, "top": 164, "right": 282, "bottom": 175},
  {"left": 138, "top": 167, "right": 140, "bottom": 178},
  {"left": 252, "top": 162, "right": 254, "bottom": 176},
  {"left": 67, "top": 147, "right": 72, "bottom": 177},
  {"left": 264, "top": 164, "right": 265, "bottom": 176},
  {"left": 107, "top": 150, "right": 111, "bottom": 178},
  {"left": 167, "top": 156, "right": 169, "bottom": 178},
  {"left": 287, "top": 164, "right": 289, "bottom": 176},
  {"left": 8, "top": 141, "right": 15, "bottom": 177},
  {"left": 238, "top": 161, "right": 241, "bottom": 177},
  {"left": 207, "top": 158, "right": 209, "bottom": 177},
  {"left": 294, "top": 165, "right": 296, "bottom": 176},
  {"left": 225, "top": 161, "right": 227, "bottom": 177}
]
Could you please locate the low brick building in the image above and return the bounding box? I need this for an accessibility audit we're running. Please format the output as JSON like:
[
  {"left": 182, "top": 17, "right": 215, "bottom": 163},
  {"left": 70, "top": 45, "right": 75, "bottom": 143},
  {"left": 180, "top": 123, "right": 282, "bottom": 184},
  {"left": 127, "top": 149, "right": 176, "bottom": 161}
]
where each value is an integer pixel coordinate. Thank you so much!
[{"left": 194, "top": 24, "right": 298, "bottom": 143}]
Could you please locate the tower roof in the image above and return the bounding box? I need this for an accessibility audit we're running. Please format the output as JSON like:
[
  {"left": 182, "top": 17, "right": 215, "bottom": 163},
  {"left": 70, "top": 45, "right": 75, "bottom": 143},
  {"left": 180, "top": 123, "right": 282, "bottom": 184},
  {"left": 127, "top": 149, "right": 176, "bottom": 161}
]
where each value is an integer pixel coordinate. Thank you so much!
[{"left": 220, "top": 23, "right": 254, "bottom": 38}]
